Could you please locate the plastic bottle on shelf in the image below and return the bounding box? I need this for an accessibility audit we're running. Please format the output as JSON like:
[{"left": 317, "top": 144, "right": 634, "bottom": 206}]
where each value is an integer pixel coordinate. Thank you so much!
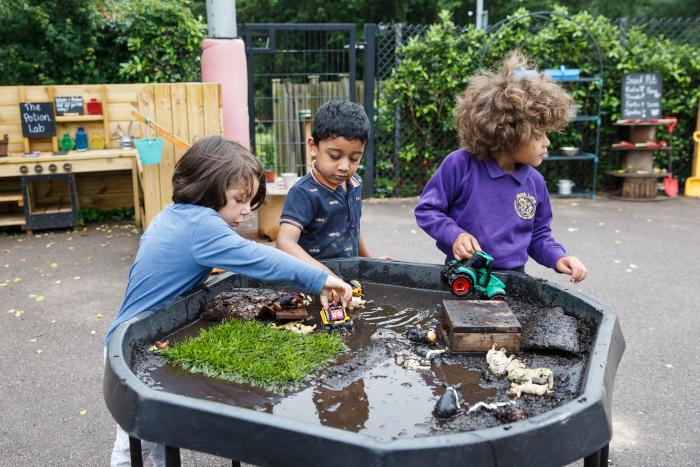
[
  {"left": 59, "top": 133, "right": 74, "bottom": 151},
  {"left": 89, "top": 133, "right": 105, "bottom": 150},
  {"left": 86, "top": 98, "right": 103, "bottom": 115},
  {"left": 75, "top": 127, "right": 88, "bottom": 151}
]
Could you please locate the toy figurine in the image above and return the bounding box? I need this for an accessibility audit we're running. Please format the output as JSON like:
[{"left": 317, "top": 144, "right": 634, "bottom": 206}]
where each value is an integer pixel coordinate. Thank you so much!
[{"left": 433, "top": 383, "right": 463, "bottom": 418}]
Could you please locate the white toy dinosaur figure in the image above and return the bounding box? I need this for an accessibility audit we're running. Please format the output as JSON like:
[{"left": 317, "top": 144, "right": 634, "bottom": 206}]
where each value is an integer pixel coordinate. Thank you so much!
[
  {"left": 507, "top": 379, "right": 552, "bottom": 398},
  {"left": 506, "top": 359, "right": 554, "bottom": 388},
  {"left": 486, "top": 344, "right": 514, "bottom": 376},
  {"left": 486, "top": 344, "right": 555, "bottom": 395}
]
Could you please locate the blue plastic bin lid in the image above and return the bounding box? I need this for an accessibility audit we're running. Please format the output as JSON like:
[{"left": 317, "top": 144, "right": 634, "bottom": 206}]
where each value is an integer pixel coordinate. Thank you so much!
[{"left": 544, "top": 65, "right": 580, "bottom": 79}]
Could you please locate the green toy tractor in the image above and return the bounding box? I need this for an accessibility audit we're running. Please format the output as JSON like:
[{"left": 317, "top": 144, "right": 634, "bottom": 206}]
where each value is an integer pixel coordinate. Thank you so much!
[{"left": 441, "top": 251, "right": 507, "bottom": 299}]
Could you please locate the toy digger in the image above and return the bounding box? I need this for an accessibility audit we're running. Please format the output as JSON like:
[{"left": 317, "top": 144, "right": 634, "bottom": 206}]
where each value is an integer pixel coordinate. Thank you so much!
[{"left": 441, "top": 251, "right": 507, "bottom": 299}]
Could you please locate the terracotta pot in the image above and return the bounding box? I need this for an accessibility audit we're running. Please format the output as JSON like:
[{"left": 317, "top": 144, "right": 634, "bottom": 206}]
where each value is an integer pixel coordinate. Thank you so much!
[{"left": 264, "top": 169, "right": 276, "bottom": 183}]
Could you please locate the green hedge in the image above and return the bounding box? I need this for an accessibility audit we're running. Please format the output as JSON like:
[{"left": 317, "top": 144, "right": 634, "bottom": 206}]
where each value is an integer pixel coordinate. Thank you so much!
[
  {"left": 375, "top": 7, "right": 700, "bottom": 196},
  {"left": 0, "top": 0, "right": 206, "bottom": 85}
]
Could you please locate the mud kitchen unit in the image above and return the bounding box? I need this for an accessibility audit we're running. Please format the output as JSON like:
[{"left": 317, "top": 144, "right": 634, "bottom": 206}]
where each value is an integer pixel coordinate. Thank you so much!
[{"left": 104, "top": 259, "right": 625, "bottom": 467}]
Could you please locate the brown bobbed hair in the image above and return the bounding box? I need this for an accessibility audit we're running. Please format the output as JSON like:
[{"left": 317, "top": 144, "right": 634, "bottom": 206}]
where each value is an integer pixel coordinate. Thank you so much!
[
  {"left": 454, "top": 50, "right": 572, "bottom": 160},
  {"left": 172, "top": 136, "right": 266, "bottom": 211}
]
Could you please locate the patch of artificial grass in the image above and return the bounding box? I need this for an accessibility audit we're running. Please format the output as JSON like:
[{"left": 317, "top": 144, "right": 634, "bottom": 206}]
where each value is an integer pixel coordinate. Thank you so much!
[{"left": 160, "top": 319, "right": 346, "bottom": 391}]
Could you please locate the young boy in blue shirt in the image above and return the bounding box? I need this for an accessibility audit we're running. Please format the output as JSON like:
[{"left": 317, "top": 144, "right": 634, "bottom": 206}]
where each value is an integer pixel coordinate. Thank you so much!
[
  {"left": 415, "top": 51, "right": 587, "bottom": 283},
  {"left": 277, "top": 100, "right": 385, "bottom": 271}
]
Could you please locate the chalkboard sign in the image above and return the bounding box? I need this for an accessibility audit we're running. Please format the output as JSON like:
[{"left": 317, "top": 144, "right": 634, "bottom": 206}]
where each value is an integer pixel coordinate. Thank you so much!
[
  {"left": 621, "top": 73, "right": 662, "bottom": 119},
  {"left": 19, "top": 102, "right": 56, "bottom": 138},
  {"left": 55, "top": 96, "right": 84, "bottom": 116}
]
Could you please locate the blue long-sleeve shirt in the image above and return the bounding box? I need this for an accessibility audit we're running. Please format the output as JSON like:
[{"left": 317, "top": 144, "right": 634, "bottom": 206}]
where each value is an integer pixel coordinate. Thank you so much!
[
  {"left": 104, "top": 204, "right": 328, "bottom": 345},
  {"left": 414, "top": 150, "right": 566, "bottom": 270}
]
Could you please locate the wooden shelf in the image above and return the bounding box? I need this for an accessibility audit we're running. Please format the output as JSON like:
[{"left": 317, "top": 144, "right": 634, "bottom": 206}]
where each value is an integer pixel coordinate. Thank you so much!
[
  {"left": 0, "top": 213, "right": 26, "bottom": 227},
  {"left": 0, "top": 192, "right": 23, "bottom": 203},
  {"left": 55, "top": 115, "right": 104, "bottom": 123},
  {"left": 606, "top": 170, "right": 667, "bottom": 179},
  {"left": 30, "top": 204, "right": 73, "bottom": 215}
]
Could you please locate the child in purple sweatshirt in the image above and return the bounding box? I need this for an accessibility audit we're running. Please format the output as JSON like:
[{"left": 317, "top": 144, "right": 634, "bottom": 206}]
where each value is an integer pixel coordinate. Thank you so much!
[{"left": 414, "top": 51, "right": 587, "bottom": 283}]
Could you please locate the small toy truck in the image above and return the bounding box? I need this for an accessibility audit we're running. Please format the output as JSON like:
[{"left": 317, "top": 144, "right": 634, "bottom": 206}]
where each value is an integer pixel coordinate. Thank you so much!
[
  {"left": 441, "top": 251, "right": 507, "bottom": 299},
  {"left": 320, "top": 301, "right": 351, "bottom": 326}
]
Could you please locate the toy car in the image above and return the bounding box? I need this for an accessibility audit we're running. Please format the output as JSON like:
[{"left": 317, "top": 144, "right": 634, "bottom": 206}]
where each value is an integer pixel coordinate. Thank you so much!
[
  {"left": 319, "top": 301, "right": 351, "bottom": 326},
  {"left": 441, "top": 251, "right": 507, "bottom": 299}
]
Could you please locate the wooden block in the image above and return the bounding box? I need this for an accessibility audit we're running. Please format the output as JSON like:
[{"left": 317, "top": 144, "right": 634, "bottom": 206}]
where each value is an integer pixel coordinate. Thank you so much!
[
  {"left": 441, "top": 300, "right": 521, "bottom": 352},
  {"left": 275, "top": 308, "right": 309, "bottom": 321}
]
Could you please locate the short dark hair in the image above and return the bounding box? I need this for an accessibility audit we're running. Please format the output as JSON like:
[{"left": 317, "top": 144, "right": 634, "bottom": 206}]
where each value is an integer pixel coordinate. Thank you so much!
[
  {"left": 172, "top": 136, "right": 266, "bottom": 211},
  {"left": 312, "top": 99, "right": 370, "bottom": 145}
]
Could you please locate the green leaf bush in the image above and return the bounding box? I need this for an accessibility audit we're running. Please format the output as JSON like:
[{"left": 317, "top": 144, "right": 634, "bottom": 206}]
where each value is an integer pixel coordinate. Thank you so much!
[
  {"left": 376, "top": 7, "right": 700, "bottom": 196},
  {"left": 0, "top": 0, "right": 206, "bottom": 85}
]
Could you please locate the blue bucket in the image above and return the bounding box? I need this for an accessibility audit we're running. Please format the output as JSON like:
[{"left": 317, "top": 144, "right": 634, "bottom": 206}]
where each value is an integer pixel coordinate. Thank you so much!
[{"left": 135, "top": 137, "right": 164, "bottom": 165}]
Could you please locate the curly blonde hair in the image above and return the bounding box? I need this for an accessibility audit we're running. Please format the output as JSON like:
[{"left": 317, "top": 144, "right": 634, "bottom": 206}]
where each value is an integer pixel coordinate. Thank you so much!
[{"left": 454, "top": 50, "right": 571, "bottom": 160}]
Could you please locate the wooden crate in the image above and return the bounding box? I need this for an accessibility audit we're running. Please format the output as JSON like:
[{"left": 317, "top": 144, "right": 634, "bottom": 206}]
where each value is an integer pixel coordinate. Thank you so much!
[{"left": 440, "top": 300, "right": 521, "bottom": 352}]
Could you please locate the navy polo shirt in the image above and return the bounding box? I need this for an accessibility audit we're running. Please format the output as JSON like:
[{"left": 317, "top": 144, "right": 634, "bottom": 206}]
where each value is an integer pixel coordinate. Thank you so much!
[{"left": 280, "top": 172, "right": 363, "bottom": 259}]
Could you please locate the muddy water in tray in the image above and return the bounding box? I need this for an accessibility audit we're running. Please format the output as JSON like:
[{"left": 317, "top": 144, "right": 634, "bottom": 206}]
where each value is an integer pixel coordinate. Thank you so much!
[{"left": 138, "top": 282, "right": 497, "bottom": 442}]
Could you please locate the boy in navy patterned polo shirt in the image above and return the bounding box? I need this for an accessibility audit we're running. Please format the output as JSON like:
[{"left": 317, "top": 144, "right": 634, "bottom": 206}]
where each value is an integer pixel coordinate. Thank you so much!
[
  {"left": 277, "top": 100, "right": 382, "bottom": 273},
  {"left": 415, "top": 51, "right": 587, "bottom": 283}
]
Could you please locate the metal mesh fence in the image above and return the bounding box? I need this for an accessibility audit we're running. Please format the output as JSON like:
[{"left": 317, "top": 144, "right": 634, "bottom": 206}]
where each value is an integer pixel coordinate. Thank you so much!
[
  {"left": 613, "top": 17, "right": 700, "bottom": 47},
  {"left": 372, "top": 23, "right": 461, "bottom": 197},
  {"left": 243, "top": 25, "right": 358, "bottom": 177}
]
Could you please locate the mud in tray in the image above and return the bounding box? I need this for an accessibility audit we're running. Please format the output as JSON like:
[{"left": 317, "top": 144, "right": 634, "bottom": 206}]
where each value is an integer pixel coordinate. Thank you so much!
[{"left": 132, "top": 281, "right": 593, "bottom": 442}]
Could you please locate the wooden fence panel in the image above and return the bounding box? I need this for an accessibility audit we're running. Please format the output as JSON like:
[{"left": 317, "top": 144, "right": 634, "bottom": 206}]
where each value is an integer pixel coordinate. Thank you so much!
[
  {"left": 137, "top": 84, "right": 162, "bottom": 225},
  {"left": 185, "top": 84, "right": 205, "bottom": 144},
  {"left": 170, "top": 83, "right": 189, "bottom": 164},
  {"left": 153, "top": 84, "right": 175, "bottom": 208}
]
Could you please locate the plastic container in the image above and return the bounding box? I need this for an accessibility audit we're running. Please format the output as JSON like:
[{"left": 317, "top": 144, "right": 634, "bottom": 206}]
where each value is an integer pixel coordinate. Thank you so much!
[
  {"left": 75, "top": 127, "right": 88, "bottom": 151},
  {"left": 557, "top": 179, "right": 575, "bottom": 195},
  {"left": 86, "top": 98, "right": 103, "bottom": 115},
  {"left": 282, "top": 172, "right": 298, "bottom": 188},
  {"left": 513, "top": 67, "right": 539, "bottom": 80},
  {"left": 59, "top": 133, "right": 74, "bottom": 151},
  {"left": 89, "top": 133, "right": 105, "bottom": 150},
  {"left": 135, "top": 137, "right": 164, "bottom": 165},
  {"left": 544, "top": 66, "right": 580, "bottom": 80}
]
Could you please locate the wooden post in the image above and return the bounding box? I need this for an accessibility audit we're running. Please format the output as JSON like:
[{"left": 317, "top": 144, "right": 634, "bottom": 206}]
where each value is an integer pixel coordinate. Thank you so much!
[
  {"left": 100, "top": 84, "right": 110, "bottom": 149},
  {"left": 302, "top": 116, "right": 312, "bottom": 173},
  {"left": 18, "top": 86, "right": 30, "bottom": 154},
  {"left": 46, "top": 86, "right": 58, "bottom": 152}
]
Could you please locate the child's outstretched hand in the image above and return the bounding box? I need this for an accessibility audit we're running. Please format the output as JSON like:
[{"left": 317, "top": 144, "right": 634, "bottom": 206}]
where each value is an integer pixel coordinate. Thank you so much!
[
  {"left": 556, "top": 256, "right": 588, "bottom": 283},
  {"left": 452, "top": 232, "right": 482, "bottom": 260},
  {"left": 320, "top": 275, "right": 353, "bottom": 308}
]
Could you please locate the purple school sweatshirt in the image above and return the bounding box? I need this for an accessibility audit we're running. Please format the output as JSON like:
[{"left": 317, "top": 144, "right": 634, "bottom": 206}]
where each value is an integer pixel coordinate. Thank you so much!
[{"left": 414, "top": 150, "right": 566, "bottom": 270}]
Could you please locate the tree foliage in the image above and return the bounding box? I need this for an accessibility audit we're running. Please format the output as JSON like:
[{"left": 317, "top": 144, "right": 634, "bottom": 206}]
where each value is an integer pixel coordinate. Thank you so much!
[
  {"left": 0, "top": 0, "right": 206, "bottom": 85},
  {"left": 190, "top": 0, "right": 700, "bottom": 26}
]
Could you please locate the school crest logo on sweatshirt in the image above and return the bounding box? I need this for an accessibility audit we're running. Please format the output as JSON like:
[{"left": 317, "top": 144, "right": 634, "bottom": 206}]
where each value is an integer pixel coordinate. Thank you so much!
[{"left": 514, "top": 192, "right": 536, "bottom": 219}]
